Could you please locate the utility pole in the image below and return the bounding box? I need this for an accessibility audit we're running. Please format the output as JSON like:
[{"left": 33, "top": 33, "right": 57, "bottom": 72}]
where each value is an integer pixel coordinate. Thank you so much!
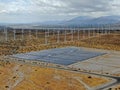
[
  {"left": 57, "top": 30, "right": 60, "bottom": 43},
  {"left": 45, "top": 30, "right": 48, "bottom": 44},
  {"left": 36, "top": 29, "right": 38, "bottom": 39},
  {"left": 83, "top": 29, "right": 85, "bottom": 39},
  {"left": 4, "top": 27, "right": 8, "bottom": 42},
  {"left": 71, "top": 30, "right": 73, "bottom": 41},
  {"left": 78, "top": 29, "right": 80, "bottom": 40},
  {"left": 109, "top": 24, "right": 111, "bottom": 34},
  {"left": 22, "top": 29, "right": 24, "bottom": 40},
  {"left": 29, "top": 29, "right": 31, "bottom": 39},
  {"left": 13, "top": 29, "right": 16, "bottom": 41},
  {"left": 64, "top": 30, "right": 67, "bottom": 42}
]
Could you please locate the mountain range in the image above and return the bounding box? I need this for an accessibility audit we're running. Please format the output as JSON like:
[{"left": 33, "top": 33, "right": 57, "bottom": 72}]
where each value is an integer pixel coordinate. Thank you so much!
[
  {"left": 1, "top": 15, "right": 120, "bottom": 27},
  {"left": 39, "top": 15, "right": 120, "bottom": 26},
  {"left": 64, "top": 16, "right": 120, "bottom": 25}
]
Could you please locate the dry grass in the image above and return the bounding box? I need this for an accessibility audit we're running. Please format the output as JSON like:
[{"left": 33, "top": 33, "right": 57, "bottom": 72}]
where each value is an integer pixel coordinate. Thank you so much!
[
  {"left": 0, "top": 32, "right": 120, "bottom": 55},
  {"left": 0, "top": 59, "right": 109, "bottom": 90},
  {"left": 0, "top": 34, "right": 120, "bottom": 55},
  {"left": 80, "top": 34, "right": 120, "bottom": 51},
  {"left": 108, "top": 84, "right": 120, "bottom": 90},
  {"left": 0, "top": 31, "right": 95, "bottom": 55},
  {"left": 16, "top": 34, "right": 120, "bottom": 53}
]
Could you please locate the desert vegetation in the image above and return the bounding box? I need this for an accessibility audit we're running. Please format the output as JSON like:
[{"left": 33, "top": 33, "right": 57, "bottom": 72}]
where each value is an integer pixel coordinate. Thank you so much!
[
  {"left": 81, "top": 34, "right": 120, "bottom": 51},
  {"left": 108, "top": 84, "right": 120, "bottom": 90},
  {"left": 0, "top": 32, "right": 120, "bottom": 55},
  {"left": 0, "top": 57, "right": 110, "bottom": 90},
  {"left": 0, "top": 30, "right": 119, "bottom": 90}
]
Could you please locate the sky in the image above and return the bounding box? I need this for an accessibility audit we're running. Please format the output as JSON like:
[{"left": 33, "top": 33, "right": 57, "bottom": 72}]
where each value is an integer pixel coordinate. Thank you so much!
[{"left": 0, "top": 0, "right": 120, "bottom": 23}]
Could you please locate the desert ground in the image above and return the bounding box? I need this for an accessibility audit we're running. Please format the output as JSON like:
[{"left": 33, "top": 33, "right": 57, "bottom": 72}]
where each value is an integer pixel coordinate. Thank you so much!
[
  {"left": 109, "top": 84, "right": 120, "bottom": 90},
  {"left": 0, "top": 31, "right": 120, "bottom": 90},
  {"left": 0, "top": 31, "right": 120, "bottom": 55},
  {"left": 0, "top": 58, "right": 111, "bottom": 90},
  {"left": 68, "top": 47, "right": 120, "bottom": 76}
]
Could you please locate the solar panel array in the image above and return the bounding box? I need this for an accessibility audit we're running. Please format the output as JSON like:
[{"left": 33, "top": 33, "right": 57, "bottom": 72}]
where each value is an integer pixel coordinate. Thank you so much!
[{"left": 13, "top": 47, "right": 106, "bottom": 65}]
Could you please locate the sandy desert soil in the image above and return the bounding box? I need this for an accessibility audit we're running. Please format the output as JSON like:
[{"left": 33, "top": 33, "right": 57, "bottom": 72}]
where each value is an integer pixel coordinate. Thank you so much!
[
  {"left": 0, "top": 58, "right": 110, "bottom": 90},
  {"left": 81, "top": 34, "right": 120, "bottom": 51},
  {"left": 0, "top": 34, "right": 120, "bottom": 55},
  {"left": 108, "top": 84, "right": 120, "bottom": 90},
  {"left": 0, "top": 32, "right": 118, "bottom": 90}
]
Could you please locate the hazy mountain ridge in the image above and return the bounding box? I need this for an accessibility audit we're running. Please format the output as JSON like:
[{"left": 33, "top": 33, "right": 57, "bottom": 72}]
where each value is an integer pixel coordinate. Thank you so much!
[
  {"left": 63, "top": 15, "right": 120, "bottom": 25},
  {"left": 37, "top": 15, "right": 120, "bottom": 26},
  {"left": 1, "top": 15, "right": 120, "bottom": 27}
]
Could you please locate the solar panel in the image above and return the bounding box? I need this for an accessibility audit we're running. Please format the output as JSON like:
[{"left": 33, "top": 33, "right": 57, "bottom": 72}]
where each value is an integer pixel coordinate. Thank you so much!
[{"left": 13, "top": 47, "right": 106, "bottom": 65}]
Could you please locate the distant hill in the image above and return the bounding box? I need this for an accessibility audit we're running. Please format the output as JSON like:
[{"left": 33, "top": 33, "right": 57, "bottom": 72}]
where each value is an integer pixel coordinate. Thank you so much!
[
  {"left": 63, "top": 16, "right": 93, "bottom": 25},
  {"left": 37, "top": 21, "right": 64, "bottom": 25},
  {"left": 32, "top": 15, "right": 120, "bottom": 26},
  {"left": 2, "top": 15, "right": 120, "bottom": 28},
  {"left": 89, "top": 15, "right": 120, "bottom": 25},
  {"left": 63, "top": 15, "right": 120, "bottom": 26}
]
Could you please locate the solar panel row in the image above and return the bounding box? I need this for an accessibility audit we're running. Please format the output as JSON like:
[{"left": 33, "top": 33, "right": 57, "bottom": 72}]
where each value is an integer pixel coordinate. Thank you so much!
[{"left": 13, "top": 47, "right": 106, "bottom": 65}]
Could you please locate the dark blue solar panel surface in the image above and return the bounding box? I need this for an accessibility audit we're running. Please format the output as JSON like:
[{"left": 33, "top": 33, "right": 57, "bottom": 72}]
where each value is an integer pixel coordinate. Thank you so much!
[{"left": 13, "top": 47, "right": 106, "bottom": 65}]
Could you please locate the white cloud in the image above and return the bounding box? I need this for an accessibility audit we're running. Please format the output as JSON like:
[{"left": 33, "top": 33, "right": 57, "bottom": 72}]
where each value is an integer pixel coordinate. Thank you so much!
[
  {"left": 0, "top": 0, "right": 120, "bottom": 23},
  {"left": 0, "top": 0, "right": 31, "bottom": 14}
]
